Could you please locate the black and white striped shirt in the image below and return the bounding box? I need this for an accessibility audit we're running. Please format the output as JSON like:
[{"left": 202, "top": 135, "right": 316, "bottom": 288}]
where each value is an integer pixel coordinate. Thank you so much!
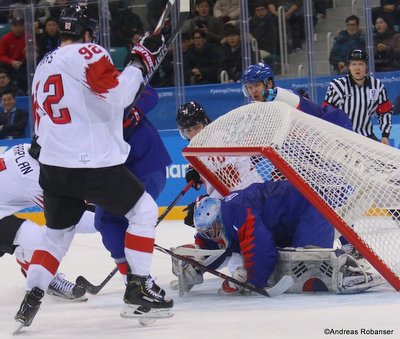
[{"left": 323, "top": 75, "right": 392, "bottom": 138}]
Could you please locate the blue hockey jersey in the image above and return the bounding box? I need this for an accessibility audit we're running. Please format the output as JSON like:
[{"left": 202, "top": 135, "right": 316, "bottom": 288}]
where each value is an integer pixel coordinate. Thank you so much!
[{"left": 220, "top": 181, "right": 334, "bottom": 288}]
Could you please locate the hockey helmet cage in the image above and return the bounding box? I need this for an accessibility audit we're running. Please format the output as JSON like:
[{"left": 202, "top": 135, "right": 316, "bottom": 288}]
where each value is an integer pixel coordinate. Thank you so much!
[
  {"left": 347, "top": 49, "right": 368, "bottom": 63},
  {"left": 176, "top": 101, "right": 211, "bottom": 139},
  {"left": 241, "top": 63, "right": 274, "bottom": 97},
  {"left": 194, "top": 197, "right": 228, "bottom": 248},
  {"left": 59, "top": 4, "right": 98, "bottom": 41}
]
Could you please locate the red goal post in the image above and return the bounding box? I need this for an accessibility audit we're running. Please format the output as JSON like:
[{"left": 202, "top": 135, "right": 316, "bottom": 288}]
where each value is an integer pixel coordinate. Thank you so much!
[{"left": 182, "top": 101, "right": 400, "bottom": 291}]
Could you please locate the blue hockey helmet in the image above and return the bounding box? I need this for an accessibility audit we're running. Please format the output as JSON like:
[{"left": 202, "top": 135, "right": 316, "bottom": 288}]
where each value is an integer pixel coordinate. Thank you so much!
[
  {"left": 194, "top": 197, "right": 228, "bottom": 248},
  {"left": 241, "top": 63, "right": 274, "bottom": 97}
]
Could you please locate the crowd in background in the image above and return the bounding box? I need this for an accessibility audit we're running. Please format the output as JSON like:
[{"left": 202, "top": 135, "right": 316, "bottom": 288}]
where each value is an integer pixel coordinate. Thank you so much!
[{"left": 0, "top": 0, "right": 400, "bottom": 139}]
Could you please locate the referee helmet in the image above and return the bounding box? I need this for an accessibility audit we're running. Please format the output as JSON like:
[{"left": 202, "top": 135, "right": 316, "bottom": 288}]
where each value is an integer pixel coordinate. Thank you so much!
[{"left": 348, "top": 49, "right": 368, "bottom": 63}]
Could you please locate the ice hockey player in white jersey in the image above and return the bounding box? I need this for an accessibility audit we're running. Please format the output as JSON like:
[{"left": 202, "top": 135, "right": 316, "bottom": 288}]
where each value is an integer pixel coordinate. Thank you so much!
[
  {"left": 15, "top": 4, "right": 173, "bottom": 332},
  {"left": 0, "top": 142, "right": 94, "bottom": 301}
]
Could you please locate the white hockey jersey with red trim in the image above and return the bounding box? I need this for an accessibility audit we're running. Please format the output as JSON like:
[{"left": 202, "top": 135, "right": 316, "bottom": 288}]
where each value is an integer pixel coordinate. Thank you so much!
[
  {"left": 0, "top": 144, "right": 43, "bottom": 219},
  {"left": 32, "top": 43, "right": 143, "bottom": 168}
]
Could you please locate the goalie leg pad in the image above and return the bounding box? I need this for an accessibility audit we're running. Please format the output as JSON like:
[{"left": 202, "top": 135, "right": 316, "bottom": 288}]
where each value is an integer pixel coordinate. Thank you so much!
[
  {"left": 171, "top": 257, "right": 203, "bottom": 296},
  {"left": 267, "top": 247, "right": 384, "bottom": 294}
]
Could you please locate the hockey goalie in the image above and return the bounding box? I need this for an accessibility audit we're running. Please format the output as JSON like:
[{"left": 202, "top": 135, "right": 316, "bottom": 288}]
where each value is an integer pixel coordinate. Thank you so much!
[{"left": 171, "top": 183, "right": 383, "bottom": 296}]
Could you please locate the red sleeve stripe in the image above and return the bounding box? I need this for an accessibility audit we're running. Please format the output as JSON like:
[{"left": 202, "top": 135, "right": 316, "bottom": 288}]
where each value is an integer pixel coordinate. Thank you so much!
[
  {"left": 125, "top": 233, "right": 154, "bottom": 253},
  {"left": 30, "top": 250, "right": 59, "bottom": 275},
  {"left": 376, "top": 100, "right": 392, "bottom": 114},
  {"left": 237, "top": 208, "right": 257, "bottom": 271}
]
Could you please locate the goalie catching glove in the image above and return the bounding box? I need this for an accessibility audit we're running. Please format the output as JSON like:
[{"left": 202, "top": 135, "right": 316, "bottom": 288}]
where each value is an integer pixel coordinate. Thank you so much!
[{"left": 130, "top": 32, "right": 166, "bottom": 75}]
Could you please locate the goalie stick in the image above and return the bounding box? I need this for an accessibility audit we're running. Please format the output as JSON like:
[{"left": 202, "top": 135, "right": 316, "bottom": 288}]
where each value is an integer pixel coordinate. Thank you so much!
[
  {"left": 123, "top": 0, "right": 192, "bottom": 138},
  {"left": 154, "top": 244, "right": 294, "bottom": 297},
  {"left": 76, "top": 180, "right": 194, "bottom": 294}
]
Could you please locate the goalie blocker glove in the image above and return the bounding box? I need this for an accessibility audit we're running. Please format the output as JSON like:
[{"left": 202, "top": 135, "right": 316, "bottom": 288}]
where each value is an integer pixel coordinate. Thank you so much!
[{"left": 130, "top": 32, "right": 166, "bottom": 76}]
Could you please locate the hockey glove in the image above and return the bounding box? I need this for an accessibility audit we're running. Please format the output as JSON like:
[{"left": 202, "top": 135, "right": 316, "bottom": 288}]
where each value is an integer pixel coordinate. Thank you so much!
[
  {"left": 183, "top": 194, "right": 208, "bottom": 227},
  {"left": 263, "top": 88, "right": 277, "bottom": 102},
  {"left": 183, "top": 201, "right": 195, "bottom": 227},
  {"left": 131, "top": 32, "right": 166, "bottom": 75},
  {"left": 185, "top": 166, "right": 202, "bottom": 190},
  {"left": 219, "top": 267, "right": 251, "bottom": 296}
]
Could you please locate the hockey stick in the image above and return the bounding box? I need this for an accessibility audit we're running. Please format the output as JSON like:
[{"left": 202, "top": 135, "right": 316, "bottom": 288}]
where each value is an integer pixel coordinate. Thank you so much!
[
  {"left": 123, "top": 0, "right": 192, "bottom": 138},
  {"left": 76, "top": 180, "right": 194, "bottom": 294},
  {"left": 154, "top": 244, "right": 294, "bottom": 297}
]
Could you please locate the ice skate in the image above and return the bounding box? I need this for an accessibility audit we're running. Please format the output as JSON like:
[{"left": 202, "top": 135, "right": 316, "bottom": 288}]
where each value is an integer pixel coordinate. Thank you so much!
[
  {"left": 13, "top": 287, "right": 44, "bottom": 334},
  {"left": 121, "top": 274, "right": 173, "bottom": 324},
  {"left": 47, "top": 273, "right": 87, "bottom": 301}
]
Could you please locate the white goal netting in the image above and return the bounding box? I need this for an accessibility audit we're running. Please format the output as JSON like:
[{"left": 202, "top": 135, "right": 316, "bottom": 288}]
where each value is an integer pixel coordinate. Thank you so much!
[{"left": 183, "top": 101, "right": 400, "bottom": 290}]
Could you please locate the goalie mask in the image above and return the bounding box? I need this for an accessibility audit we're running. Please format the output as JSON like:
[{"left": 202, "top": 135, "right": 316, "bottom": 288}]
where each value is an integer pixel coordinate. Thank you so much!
[
  {"left": 194, "top": 197, "right": 229, "bottom": 248},
  {"left": 59, "top": 4, "right": 99, "bottom": 43},
  {"left": 176, "top": 101, "right": 211, "bottom": 140}
]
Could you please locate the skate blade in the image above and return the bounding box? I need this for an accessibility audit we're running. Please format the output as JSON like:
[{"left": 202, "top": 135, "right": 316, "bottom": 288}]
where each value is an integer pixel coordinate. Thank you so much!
[
  {"left": 120, "top": 304, "right": 174, "bottom": 319},
  {"left": 46, "top": 291, "right": 88, "bottom": 302},
  {"left": 12, "top": 321, "right": 25, "bottom": 335}
]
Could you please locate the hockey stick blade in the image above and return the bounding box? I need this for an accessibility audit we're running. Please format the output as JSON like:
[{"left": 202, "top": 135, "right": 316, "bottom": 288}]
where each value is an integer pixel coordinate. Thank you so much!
[
  {"left": 76, "top": 267, "right": 118, "bottom": 295},
  {"left": 264, "top": 275, "right": 294, "bottom": 297}
]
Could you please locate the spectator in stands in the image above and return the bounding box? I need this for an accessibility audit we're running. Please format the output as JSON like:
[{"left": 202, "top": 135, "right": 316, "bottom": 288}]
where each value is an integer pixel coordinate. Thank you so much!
[
  {"left": 213, "top": 0, "right": 240, "bottom": 24},
  {"left": 329, "top": 15, "right": 365, "bottom": 75},
  {"left": 37, "top": 17, "right": 60, "bottom": 63},
  {"left": 182, "top": 0, "right": 225, "bottom": 45},
  {"left": 184, "top": 29, "right": 220, "bottom": 85},
  {"left": 147, "top": 0, "right": 168, "bottom": 31},
  {"left": 151, "top": 33, "right": 193, "bottom": 88},
  {"left": 0, "top": 68, "right": 25, "bottom": 96},
  {"left": 372, "top": 0, "right": 400, "bottom": 33},
  {"left": 35, "top": 0, "right": 52, "bottom": 28},
  {"left": 0, "top": 16, "right": 25, "bottom": 79},
  {"left": 314, "top": 0, "right": 333, "bottom": 22},
  {"left": 269, "top": 0, "right": 305, "bottom": 53},
  {"left": 219, "top": 25, "right": 254, "bottom": 82},
  {"left": 249, "top": 1, "right": 280, "bottom": 71},
  {"left": 110, "top": 0, "right": 144, "bottom": 47},
  {"left": 0, "top": 89, "right": 28, "bottom": 139},
  {"left": 373, "top": 15, "right": 400, "bottom": 72}
]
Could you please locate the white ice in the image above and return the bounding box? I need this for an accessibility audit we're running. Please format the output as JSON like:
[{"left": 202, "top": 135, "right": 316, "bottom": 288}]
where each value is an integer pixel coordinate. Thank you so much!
[{"left": 1, "top": 221, "right": 399, "bottom": 339}]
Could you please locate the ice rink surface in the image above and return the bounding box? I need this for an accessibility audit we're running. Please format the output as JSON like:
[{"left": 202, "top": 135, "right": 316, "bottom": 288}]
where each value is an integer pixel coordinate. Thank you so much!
[{"left": 1, "top": 221, "right": 399, "bottom": 339}]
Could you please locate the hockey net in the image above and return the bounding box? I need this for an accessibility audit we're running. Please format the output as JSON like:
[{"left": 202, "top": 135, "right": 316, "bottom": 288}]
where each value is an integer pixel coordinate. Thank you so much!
[{"left": 182, "top": 101, "right": 400, "bottom": 291}]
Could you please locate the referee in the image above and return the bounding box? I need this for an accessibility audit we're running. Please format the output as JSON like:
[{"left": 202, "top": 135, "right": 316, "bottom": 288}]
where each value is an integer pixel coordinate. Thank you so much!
[{"left": 323, "top": 49, "right": 392, "bottom": 145}]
